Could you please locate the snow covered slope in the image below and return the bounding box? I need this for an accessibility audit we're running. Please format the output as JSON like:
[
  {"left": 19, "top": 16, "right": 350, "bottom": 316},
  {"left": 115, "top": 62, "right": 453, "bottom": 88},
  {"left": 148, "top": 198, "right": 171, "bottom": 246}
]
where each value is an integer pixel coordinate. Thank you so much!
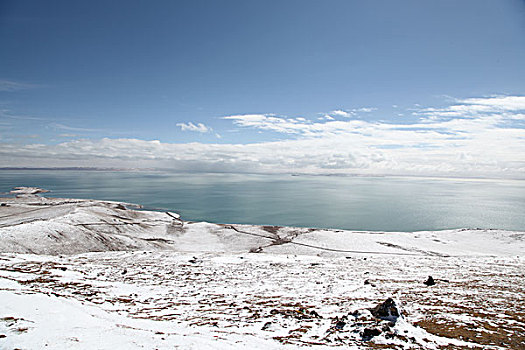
[
  {"left": 0, "top": 188, "right": 524, "bottom": 349},
  {"left": 1, "top": 189, "right": 523, "bottom": 256}
]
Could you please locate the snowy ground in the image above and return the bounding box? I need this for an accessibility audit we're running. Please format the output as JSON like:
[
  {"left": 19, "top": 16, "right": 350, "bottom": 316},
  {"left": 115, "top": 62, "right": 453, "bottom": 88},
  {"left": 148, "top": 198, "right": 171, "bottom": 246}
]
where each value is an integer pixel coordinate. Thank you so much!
[{"left": 0, "top": 188, "right": 524, "bottom": 349}]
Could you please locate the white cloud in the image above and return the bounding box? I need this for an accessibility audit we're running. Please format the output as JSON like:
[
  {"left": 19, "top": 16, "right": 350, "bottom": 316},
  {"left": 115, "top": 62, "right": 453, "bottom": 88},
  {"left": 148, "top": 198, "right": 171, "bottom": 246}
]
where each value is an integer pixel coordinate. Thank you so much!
[
  {"left": 328, "top": 107, "right": 376, "bottom": 118},
  {"left": 0, "top": 79, "right": 38, "bottom": 92},
  {"left": 0, "top": 110, "right": 48, "bottom": 121},
  {"left": 224, "top": 114, "right": 309, "bottom": 134},
  {"left": 461, "top": 95, "right": 525, "bottom": 111},
  {"left": 1, "top": 95, "right": 524, "bottom": 178},
  {"left": 331, "top": 110, "right": 350, "bottom": 117},
  {"left": 51, "top": 123, "right": 105, "bottom": 133},
  {"left": 354, "top": 107, "right": 376, "bottom": 113},
  {"left": 176, "top": 122, "right": 211, "bottom": 133},
  {"left": 417, "top": 95, "right": 525, "bottom": 121}
]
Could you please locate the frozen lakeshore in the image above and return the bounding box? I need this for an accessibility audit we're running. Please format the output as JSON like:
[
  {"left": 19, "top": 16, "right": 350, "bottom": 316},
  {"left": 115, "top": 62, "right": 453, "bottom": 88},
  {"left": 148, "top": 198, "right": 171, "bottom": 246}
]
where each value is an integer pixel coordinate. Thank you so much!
[{"left": 0, "top": 188, "right": 524, "bottom": 349}]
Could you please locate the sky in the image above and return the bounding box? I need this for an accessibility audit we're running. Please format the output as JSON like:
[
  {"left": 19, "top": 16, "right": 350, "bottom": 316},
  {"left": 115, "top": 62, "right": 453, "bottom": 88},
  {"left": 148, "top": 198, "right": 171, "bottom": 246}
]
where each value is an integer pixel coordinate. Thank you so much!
[{"left": 0, "top": 0, "right": 524, "bottom": 178}]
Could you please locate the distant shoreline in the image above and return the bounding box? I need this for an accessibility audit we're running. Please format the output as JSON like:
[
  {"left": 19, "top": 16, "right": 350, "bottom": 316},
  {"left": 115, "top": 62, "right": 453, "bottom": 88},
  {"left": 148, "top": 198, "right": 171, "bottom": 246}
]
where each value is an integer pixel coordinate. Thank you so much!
[
  {"left": 1, "top": 167, "right": 524, "bottom": 181},
  {"left": 0, "top": 167, "right": 149, "bottom": 172}
]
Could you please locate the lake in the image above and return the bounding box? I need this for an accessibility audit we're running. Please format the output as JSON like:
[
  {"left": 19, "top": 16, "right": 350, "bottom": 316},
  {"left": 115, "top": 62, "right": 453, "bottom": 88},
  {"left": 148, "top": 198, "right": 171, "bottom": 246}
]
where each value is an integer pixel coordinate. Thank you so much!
[{"left": 1, "top": 170, "right": 524, "bottom": 232}]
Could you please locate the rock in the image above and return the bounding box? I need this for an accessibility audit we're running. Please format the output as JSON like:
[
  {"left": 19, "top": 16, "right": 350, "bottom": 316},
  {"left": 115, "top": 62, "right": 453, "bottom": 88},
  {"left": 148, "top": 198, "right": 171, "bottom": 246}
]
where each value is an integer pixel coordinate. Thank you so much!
[
  {"left": 370, "top": 298, "right": 400, "bottom": 321},
  {"left": 424, "top": 276, "right": 436, "bottom": 286},
  {"left": 310, "top": 310, "right": 321, "bottom": 318},
  {"left": 261, "top": 321, "right": 272, "bottom": 330},
  {"left": 362, "top": 327, "right": 382, "bottom": 340}
]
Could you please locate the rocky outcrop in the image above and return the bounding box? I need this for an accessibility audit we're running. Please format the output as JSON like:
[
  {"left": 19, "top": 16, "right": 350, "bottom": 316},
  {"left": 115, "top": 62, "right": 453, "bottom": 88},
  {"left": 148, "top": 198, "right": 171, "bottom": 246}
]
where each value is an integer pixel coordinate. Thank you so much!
[{"left": 370, "top": 298, "right": 400, "bottom": 321}]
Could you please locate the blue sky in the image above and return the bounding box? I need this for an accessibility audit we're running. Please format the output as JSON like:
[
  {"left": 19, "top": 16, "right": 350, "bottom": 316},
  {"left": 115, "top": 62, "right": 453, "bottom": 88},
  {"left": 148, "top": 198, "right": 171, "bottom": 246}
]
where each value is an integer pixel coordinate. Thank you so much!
[{"left": 1, "top": 0, "right": 524, "bottom": 177}]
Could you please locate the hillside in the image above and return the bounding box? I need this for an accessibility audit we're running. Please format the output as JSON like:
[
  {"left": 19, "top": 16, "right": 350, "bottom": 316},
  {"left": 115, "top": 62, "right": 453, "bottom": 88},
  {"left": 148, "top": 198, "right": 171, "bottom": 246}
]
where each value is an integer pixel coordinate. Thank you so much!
[{"left": 0, "top": 188, "right": 524, "bottom": 349}]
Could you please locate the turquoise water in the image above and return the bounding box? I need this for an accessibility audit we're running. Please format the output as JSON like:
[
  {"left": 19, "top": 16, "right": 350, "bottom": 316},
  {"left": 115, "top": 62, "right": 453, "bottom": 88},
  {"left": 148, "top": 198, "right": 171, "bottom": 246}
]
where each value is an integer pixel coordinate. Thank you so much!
[{"left": 0, "top": 170, "right": 524, "bottom": 232}]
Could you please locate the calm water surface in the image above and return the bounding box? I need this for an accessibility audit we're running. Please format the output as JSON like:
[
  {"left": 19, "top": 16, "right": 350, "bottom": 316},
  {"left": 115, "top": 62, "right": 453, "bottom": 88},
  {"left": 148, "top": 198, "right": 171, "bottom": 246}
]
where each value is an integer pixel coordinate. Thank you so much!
[{"left": 0, "top": 170, "right": 524, "bottom": 232}]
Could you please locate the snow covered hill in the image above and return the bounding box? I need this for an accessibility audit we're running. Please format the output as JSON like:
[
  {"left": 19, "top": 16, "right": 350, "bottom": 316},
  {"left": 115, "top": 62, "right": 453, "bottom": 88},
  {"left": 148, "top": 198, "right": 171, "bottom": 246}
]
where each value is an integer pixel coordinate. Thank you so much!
[
  {"left": 1, "top": 188, "right": 524, "bottom": 349},
  {"left": 1, "top": 188, "right": 523, "bottom": 257}
]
